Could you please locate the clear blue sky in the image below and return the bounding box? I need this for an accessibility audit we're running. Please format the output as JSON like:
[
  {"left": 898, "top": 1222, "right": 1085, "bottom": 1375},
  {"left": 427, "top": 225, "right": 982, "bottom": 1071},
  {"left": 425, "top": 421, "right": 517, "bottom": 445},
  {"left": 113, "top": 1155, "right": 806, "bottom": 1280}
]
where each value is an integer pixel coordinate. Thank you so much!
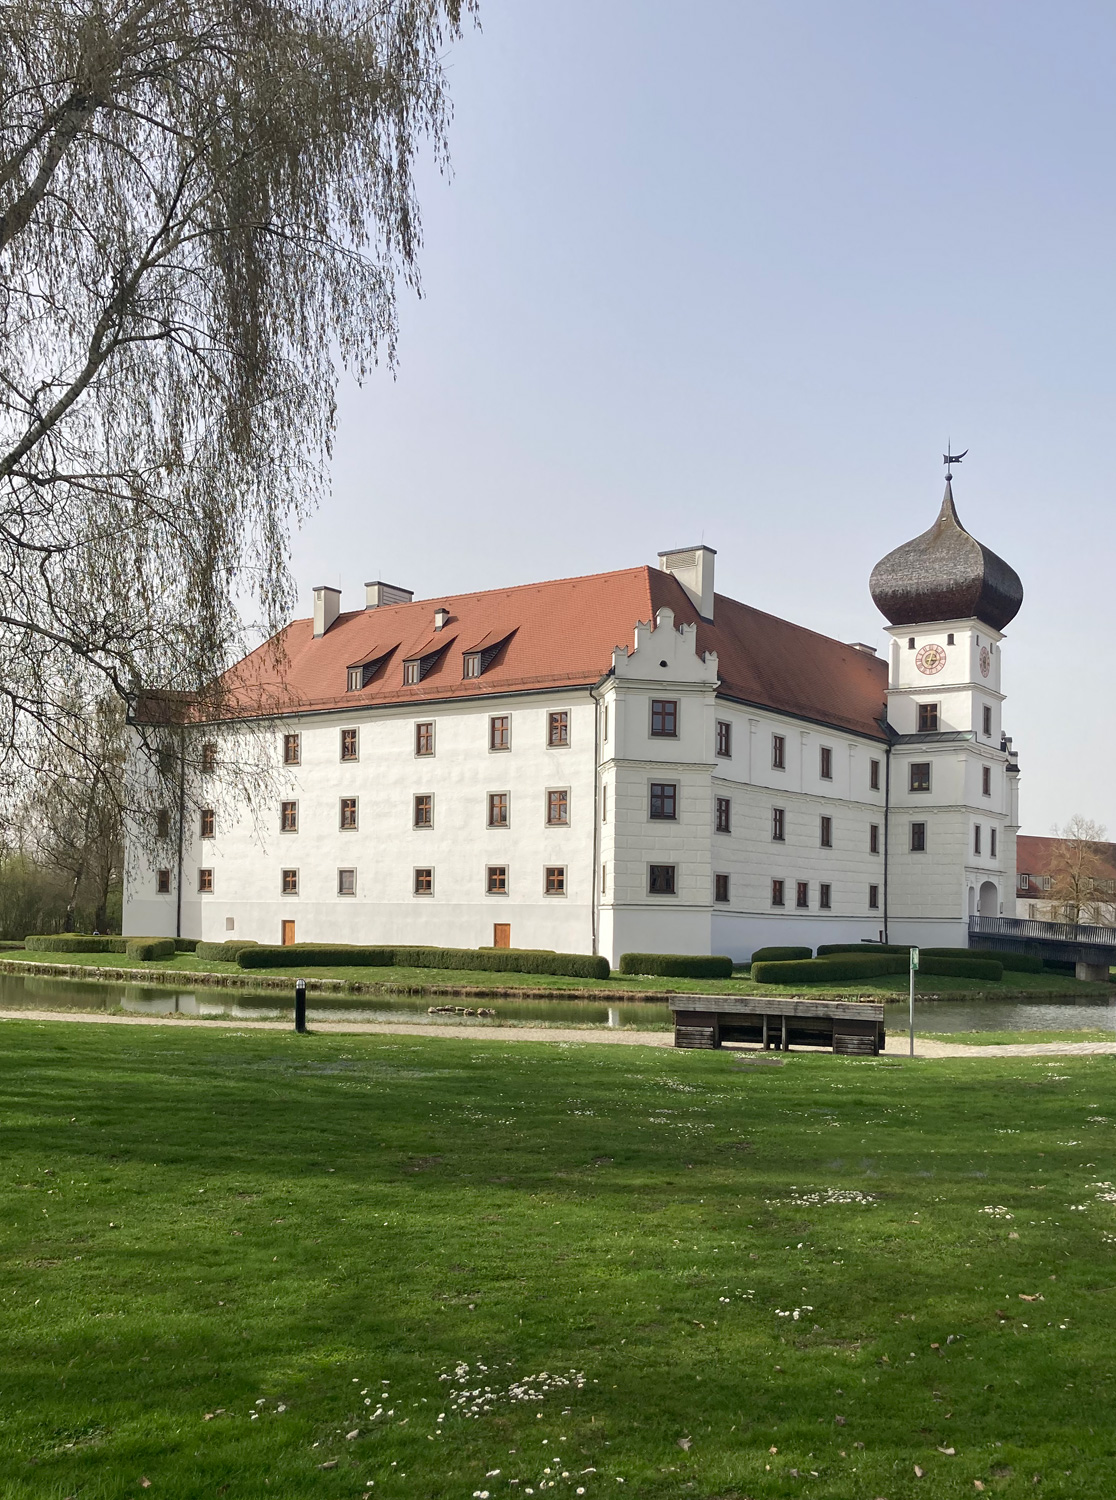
[{"left": 294, "top": 0, "right": 1116, "bottom": 839}]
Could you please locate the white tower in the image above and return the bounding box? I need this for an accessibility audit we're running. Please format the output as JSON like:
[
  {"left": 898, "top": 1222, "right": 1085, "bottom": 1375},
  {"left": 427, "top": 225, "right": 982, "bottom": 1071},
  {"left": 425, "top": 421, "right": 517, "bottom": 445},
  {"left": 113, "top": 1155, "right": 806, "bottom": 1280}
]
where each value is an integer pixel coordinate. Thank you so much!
[{"left": 870, "top": 469, "right": 1024, "bottom": 944}]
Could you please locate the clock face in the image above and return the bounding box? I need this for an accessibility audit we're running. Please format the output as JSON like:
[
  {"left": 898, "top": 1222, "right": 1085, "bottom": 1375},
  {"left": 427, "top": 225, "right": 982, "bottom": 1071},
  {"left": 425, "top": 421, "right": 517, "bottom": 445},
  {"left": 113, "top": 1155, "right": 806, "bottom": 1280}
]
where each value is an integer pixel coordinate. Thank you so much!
[
  {"left": 915, "top": 643, "right": 946, "bottom": 676},
  {"left": 979, "top": 646, "right": 991, "bottom": 678}
]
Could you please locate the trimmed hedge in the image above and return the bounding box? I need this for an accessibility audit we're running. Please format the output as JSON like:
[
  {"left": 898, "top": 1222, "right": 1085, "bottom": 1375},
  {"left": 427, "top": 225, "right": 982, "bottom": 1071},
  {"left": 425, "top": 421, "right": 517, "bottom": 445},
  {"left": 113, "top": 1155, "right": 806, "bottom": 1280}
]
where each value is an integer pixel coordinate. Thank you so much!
[
  {"left": 174, "top": 938, "right": 199, "bottom": 953},
  {"left": 751, "top": 954, "right": 905, "bottom": 985},
  {"left": 25, "top": 935, "right": 126, "bottom": 953},
  {"left": 816, "top": 943, "right": 911, "bottom": 957},
  {"left": 126, "top": 937, "right": 176, "bottom": 961},
  {"left": 235, "top": 943, "right": 611, "bottom": 980},
  {"left": 195, "top": 940, "right": 261, "bottom": 963},
  {"left": 919, "top": 947, "right": 1042, "bottom": 975},
  {"left": 749, "top": 946, "right": 812, "bottom": 964},
  {"left": 617, "top": 953, "right": 734, "bottom": 979},
  {"left": 919, "top": 955, "right": 1003, "bottom": 981}
]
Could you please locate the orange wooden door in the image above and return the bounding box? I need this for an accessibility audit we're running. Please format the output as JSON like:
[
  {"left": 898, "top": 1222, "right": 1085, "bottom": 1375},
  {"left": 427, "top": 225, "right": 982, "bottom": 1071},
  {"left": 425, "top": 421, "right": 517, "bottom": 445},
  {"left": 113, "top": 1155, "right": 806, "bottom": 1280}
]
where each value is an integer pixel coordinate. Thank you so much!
[
  {"left": 281, "top": 920, "right": 296, "bottom": 947},
  {"left": 493, "top": 923, "right": 511, "bottom": 949}
]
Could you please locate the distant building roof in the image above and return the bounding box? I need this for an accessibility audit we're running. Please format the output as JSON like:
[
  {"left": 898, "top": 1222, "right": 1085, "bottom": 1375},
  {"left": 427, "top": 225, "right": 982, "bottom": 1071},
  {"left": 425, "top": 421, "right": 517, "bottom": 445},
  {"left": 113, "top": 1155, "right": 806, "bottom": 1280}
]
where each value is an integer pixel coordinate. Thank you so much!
[
  {"left": 210, "top": 564, "right": 890, "bottom": 740},
  {"left": 1016, "top": 834, "right": 1116, "bottom": 883}
]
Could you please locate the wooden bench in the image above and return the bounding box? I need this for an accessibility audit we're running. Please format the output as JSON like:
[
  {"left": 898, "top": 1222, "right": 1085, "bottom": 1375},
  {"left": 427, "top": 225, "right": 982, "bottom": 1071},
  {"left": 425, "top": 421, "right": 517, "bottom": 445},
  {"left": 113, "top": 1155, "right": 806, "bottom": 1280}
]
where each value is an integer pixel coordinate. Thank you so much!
[{"left": 669, "top": 995, "right": 886, "bottom": 1055}]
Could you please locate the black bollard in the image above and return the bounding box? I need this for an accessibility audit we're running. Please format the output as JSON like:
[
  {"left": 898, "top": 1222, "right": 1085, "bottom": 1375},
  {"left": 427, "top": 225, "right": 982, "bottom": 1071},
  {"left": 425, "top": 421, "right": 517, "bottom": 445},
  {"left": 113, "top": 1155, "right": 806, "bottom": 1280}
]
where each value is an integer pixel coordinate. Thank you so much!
[{"left": 294, "top": 978, "right": 307, "bottom": 1034}]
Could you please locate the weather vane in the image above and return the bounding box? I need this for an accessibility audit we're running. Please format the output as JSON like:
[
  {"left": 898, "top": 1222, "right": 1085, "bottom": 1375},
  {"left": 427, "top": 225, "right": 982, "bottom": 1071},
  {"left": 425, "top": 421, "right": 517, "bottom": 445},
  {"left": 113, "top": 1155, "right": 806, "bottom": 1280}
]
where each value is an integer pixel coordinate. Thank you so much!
[{"left": 943, "top": 443, "right": 967, "bottom": 480}]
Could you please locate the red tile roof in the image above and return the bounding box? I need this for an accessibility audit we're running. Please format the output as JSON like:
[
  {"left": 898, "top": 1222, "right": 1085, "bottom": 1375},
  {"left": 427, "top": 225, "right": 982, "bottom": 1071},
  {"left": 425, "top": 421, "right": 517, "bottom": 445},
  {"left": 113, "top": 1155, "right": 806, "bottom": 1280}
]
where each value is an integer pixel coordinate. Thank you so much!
[
  {"left": 213, "top": 565, "right": 889, "bottom": 740},
  {"left": 1016, "top": 834, "right": 1116, "bottom": 882}
]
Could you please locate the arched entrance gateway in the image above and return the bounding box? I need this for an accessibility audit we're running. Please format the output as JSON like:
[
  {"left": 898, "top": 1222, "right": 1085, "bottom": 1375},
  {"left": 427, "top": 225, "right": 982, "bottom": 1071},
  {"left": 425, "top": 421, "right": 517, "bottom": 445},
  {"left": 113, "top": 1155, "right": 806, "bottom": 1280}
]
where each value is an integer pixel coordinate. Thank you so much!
[{"left": 978, "top": 880, "right": 999, "bottom": 917}]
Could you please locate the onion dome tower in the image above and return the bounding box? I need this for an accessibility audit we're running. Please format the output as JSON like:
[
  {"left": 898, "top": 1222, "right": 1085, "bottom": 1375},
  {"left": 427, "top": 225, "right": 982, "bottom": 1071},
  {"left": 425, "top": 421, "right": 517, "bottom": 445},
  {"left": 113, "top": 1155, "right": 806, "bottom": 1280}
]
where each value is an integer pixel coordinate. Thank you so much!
[{"left": 869, "top": 477, "right": 1023, "bottom": 630}]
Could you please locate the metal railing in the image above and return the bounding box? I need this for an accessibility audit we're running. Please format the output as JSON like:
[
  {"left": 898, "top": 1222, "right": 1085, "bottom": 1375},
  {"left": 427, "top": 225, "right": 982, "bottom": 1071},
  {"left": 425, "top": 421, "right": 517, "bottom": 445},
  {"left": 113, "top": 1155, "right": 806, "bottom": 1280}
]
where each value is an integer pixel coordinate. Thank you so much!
[{"left": 969, "top": 915, "right": 1116, "bottom": 949}]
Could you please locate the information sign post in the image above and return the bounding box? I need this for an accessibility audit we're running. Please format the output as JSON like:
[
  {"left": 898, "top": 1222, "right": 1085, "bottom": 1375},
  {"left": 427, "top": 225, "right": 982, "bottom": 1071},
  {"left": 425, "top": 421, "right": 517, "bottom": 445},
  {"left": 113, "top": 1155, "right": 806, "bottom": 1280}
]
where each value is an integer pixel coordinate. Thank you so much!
[{"left": 909, "top": 947, "right": 919, "bottom": 1057}]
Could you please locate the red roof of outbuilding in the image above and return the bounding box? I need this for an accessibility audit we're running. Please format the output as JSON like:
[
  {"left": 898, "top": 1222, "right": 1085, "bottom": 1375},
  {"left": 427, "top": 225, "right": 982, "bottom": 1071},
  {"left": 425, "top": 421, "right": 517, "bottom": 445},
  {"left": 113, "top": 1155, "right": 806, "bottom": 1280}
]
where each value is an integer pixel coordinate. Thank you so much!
[
  {"left": 1016, "top": 834, "right": 1116, "bottom": 881},
  {"left": 214, "top": 565, "right": 889, "bottom": 740}
]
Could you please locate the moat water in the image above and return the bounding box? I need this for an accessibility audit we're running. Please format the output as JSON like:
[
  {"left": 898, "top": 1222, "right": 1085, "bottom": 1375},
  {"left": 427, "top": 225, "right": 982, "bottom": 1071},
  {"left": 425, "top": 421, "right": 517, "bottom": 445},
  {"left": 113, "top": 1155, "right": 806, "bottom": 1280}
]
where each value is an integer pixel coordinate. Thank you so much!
[{"left": 1, "top": 970, "right": 1114, "bottom": 1038}]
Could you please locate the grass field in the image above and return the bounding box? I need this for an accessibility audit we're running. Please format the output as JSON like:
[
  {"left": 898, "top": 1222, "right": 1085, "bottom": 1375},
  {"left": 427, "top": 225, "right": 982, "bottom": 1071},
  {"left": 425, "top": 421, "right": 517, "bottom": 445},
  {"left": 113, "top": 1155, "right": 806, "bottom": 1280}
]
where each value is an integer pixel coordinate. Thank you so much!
[
  {"left": 3, "top": 1022, "right": 1116, "bottom": 1497},
  {"left": 4, "top": 947, "right": 1112, "bottom": 1001}
]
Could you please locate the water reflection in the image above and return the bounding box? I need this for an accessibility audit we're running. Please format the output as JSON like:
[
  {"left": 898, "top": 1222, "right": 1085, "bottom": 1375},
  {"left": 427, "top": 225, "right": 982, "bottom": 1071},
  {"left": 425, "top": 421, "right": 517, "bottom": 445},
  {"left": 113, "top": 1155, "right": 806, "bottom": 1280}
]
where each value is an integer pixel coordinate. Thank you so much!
[{"left": 0, "top": 971, "right": 1112, "bottom": 1037}]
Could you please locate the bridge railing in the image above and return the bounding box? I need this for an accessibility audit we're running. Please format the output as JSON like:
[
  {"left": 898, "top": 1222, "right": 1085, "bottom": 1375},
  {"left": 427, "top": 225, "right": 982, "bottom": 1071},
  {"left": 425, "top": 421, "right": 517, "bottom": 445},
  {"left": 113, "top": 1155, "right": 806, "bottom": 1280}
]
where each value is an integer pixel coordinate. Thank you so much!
[{"left": 969, "top": 915, "right": 1116, "bottom": 949}]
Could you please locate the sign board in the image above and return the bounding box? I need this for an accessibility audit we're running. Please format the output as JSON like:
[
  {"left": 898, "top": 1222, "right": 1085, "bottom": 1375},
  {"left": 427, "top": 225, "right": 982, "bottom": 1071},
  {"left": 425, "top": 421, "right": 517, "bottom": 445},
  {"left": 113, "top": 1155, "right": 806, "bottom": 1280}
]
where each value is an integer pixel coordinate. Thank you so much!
[{"left": 910, "top": 947, "right": 919, "bottom": 971}]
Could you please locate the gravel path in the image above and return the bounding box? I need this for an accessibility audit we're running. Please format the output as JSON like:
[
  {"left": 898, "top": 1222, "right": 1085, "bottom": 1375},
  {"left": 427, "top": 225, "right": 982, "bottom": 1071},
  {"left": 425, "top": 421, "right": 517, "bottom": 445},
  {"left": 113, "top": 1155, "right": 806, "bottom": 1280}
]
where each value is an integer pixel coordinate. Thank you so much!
[{"left": 3, "top": 1006, "right": 1116, "bottom": 1059}]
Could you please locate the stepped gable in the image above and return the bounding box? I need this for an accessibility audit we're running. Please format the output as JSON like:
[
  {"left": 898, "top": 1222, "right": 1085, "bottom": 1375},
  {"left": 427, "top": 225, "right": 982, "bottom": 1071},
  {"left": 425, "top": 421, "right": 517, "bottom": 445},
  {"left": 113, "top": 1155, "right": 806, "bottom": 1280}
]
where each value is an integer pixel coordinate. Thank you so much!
[
  {"left": 215, "top": 564, "right": 889, "bottom": 741},
  {"left": 869, "top": 480, "right": 1023, "bottom": 631}
]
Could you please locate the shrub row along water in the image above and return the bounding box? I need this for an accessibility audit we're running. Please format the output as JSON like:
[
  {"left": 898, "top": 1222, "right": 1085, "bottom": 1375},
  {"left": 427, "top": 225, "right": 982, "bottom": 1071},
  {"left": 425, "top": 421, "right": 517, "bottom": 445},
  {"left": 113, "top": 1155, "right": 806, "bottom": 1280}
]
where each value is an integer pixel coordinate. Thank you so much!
[
  {"left": 25, "top": 935, "right": 197, "bottom": 955},
  {"left": 236, "top": 943, "right": 611, "bottom": 980}
]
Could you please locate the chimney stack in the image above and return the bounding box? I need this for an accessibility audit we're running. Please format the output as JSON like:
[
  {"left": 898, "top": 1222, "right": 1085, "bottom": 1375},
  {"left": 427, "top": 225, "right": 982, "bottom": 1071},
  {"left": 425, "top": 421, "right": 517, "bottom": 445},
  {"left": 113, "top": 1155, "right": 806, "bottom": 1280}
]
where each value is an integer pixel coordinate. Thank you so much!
[
  {"left": 365, "top": 580, "right": 414, "bottom": 609},
  {"left": 658, "top": 545, "right": 716, "bottom": 622},
  {"left": 433, "top": 607, "right": 450, "bottom": 631},
  {"left": 313, "top": 585, "right": 341, "bottom": 637}
]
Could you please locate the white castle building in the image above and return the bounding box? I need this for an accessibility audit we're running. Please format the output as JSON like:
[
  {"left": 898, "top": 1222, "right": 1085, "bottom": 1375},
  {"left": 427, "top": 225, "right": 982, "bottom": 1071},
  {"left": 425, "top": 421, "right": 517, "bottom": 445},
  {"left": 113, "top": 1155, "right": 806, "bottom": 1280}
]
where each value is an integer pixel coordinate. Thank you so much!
[{"left": 124, "top": 476, "right": 1024, "bottom": 963}]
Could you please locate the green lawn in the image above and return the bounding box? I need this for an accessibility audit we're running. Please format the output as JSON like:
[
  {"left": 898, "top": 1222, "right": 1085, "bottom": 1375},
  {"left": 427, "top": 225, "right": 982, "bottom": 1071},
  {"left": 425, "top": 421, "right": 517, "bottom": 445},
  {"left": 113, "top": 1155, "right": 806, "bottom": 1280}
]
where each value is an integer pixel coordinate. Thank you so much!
[
  {"left": 4, "top": 947, "right": 1112, "bottom": 1001},
  {"left": 3, "top": 1023, "right": 1116, "bottom": 1497}
]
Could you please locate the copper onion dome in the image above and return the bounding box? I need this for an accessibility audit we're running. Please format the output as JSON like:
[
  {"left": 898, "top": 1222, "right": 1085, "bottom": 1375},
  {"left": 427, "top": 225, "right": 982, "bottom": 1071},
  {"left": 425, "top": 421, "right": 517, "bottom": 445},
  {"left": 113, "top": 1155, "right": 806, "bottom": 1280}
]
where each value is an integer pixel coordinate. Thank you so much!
[{"left": 869, "top": 480, "right": 1023, "bottom": 630}]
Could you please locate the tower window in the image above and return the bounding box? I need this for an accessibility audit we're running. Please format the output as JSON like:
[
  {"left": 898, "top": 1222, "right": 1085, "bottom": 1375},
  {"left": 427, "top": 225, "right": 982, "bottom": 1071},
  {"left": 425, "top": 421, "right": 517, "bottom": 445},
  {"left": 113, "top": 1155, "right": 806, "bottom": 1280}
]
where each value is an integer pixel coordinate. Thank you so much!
[
  {"left": 715, "top": 873, "right": 730, "bottom": 903},
  {"left": 771, "top": 878, "right": 785, "bottom": 907},
  {"left": 991, "top": 827, "right": 998, "bottom": 858},
  {"left": 870, "top": 822, "right": 880, "bottom": 854},
  {"left": 820, "top": 746, "right": 833, "bottom": 779},
  {"left": 715, "top": 720, "right": 732, "bottom": 757},
  {"left": 974, "top": 824, "right": 982, "bottom": 855},
  {"left": 917, "top": 703, "right": 939, "bottom": 732},
  {"left": 649, "top": 864, "right": 676, "bottom": 895},
  {"left": 796, "top": 881, "right": 809, "bottom": 909},
  {"left": 772, "top": 733, "right": 785, "bottom": 770},
  {"left": 649, "top": 782, "right": 677, "bottom": 820},
  {"left": 820, "top": 815, "right": 832, "bottom": 848},
  {"left": 772, "top": 807, "right": 785, "bottom": 841},
  {"left": 868, "top": 883, "right": 879, "bottom": 909},
  {"left": 983, "top": 705, "right": 993, "bottom": 736},
  {"left": 715, "top": 796, "right": 731, "bottom": 833},
  {"left": 908, "top": 637, "right": 915, "bottom": 649},
  {"left": 819, "top": 883, "right": 831, "bottom": 910},
  {"left": 982, "top": 765, "right": 991, "bottom": 796},
  {"left": 869, "top": 758, "right": 880, "bottom": 790},
  {"left": 911, "top": 821, "right": 926, "bottom": 852},
  {"left": 909, "top": 762, "right": 931, "bottom": 792},
  {"left": 650, "top": 699, "right": 678, "bottom": 737}
]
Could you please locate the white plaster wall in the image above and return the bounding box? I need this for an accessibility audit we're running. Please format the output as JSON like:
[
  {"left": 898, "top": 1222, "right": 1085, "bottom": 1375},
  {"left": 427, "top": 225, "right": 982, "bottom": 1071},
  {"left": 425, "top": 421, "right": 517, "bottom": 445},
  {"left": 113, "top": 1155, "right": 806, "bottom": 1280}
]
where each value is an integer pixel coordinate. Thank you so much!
[{"left": 125, "top": 691, "right": 599, "bottom": 952}]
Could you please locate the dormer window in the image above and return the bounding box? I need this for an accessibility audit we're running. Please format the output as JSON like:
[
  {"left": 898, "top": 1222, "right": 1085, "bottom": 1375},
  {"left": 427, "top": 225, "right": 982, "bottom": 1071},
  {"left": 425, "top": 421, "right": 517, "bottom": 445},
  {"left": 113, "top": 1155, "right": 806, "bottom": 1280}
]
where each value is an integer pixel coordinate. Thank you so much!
[
  {"left": 460, "top": 633, "right": 513, "bottom": 681},
  {"left": 403, "top": 637, "right": 454, "bottom": 686},
  {"left": 346, "top": 646, "right": 397, "bottom": 691}
]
